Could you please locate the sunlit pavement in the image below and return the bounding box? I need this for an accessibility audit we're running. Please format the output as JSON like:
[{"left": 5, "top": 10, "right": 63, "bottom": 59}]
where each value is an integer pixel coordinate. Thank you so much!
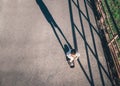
[{"left": 0, "top": 0, "right": 114, "bottom": 86}]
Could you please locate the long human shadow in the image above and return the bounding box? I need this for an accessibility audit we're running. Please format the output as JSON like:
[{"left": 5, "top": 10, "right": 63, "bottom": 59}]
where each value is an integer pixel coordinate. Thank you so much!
[
  {"left": 36, "top": 0, "right": 72, "bottom": 54},
  {"left": 70, "top": 0, "right": 115, "bottom": 86},
  {"left": 68, "top": 0, "right": 95, "bottom": 85}
]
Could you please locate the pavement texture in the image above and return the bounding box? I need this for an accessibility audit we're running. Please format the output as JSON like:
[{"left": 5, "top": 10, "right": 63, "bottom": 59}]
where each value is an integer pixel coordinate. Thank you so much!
[{"left": 0, "top": 0, "right": 114, "bottom": 86}]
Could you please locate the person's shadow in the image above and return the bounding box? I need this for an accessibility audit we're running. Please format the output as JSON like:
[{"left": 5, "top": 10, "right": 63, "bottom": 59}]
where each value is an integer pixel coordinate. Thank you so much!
[{"left": 36, "top": 0, "right": 74, "bottom": 68}]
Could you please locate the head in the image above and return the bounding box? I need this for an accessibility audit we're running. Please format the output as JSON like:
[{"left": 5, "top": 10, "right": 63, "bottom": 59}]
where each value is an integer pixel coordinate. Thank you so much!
[{"left": 71, "top": 49, "right": 76, "bottom": 55}]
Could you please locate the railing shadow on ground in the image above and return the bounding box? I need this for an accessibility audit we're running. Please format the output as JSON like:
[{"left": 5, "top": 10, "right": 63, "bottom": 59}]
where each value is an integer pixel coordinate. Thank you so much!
[
  {"left": 87, "top": 0, "right": 119, "bottom": 85},
  {"left": 36, "top": 0, "right": 93, "bottom": 84},
  {"left": 68, "top": 0, "right": 94, "bottom": 85},
  {"left": 84, "top": 0, "right": 105, "bottom": 85},
  {"left": 70, "top": 0, "right": 115, "bottom": 86},
  {"left": 71, "top": 0, "right": 101, "bottom": 37},
  {"left": 36, "top": 0, "right": 115, "bottom": 86}
]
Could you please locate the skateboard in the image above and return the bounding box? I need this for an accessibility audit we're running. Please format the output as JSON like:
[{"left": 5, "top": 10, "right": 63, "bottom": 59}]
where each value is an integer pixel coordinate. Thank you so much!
[{"left": 68, "top": 60, "right": 75, "bottom": 68}]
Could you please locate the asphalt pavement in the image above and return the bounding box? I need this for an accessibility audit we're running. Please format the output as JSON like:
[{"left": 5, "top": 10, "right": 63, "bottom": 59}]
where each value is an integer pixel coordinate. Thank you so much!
[{"left": 0, "top": 0, "right": 114, "bottom": 86}]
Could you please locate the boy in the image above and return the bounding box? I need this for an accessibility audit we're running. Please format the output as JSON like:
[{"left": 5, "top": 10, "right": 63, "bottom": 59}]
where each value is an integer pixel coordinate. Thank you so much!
[{"left": 66, "top": 49, "right": 80, "bottom": 66}]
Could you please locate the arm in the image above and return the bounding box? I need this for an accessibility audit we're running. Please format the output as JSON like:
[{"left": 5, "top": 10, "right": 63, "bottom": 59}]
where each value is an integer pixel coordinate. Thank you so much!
[
  {"left": 75, "top": 53, "right": 80, "bottom": 60},
  {"left": 67, "top": 54, "right": 74, "bottom": 62}
]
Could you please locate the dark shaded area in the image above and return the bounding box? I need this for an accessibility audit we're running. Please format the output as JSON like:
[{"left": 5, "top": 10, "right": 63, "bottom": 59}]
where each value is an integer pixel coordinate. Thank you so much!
[
  {"left": 87, "top": 0, "right": 102, "bottom": 20},
  {"left": 64, "top": 44, "right": 70, "bottom": 54},
  {"left": 99, "top": 29, "right": 118, "bottom": 85}
]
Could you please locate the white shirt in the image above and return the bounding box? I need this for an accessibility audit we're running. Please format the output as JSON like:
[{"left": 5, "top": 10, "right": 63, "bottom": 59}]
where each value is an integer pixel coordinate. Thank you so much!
[{"left": 66, "top": 49, "right": 80, "bottom": 62}]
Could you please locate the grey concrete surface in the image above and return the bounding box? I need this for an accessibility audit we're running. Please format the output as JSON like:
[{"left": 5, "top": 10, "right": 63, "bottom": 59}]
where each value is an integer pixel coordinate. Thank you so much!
[{"left": 0, "top": 0, "right": 114, "bottom": 86}]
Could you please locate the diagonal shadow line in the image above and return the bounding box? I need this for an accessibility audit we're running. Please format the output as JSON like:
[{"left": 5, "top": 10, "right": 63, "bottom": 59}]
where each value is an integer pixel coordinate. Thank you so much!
[
  {"left": 74, "top": 23, "right": 113, "bottom": 76},
  {"left": 68, "top": 0, "right": 78, "bottom": 51},
  {"left": 36, "top": 0, "right": 72, "bottom": 53},
  {"left": 86, "top": 0, "right": 92, "bottom": 8},
  {"left": 71, "top": 0, "right": 100, "bottom": 37},
  {"left": 76, "top": 0, "right": 95, "bottom": 86},
  {"left": 74, "top": 21, "right": 115, "bottom": 86},
  {"left": 68, "top": 0, "right": 94, "bottom": 86},
  {"left": 71, "top": 1, "right": 105, "bottom": 85},
  {"left": 77, "top": 59, "right": 92, "bottom": 84},
  {"left": 98, "top": 30, "right": 116, "bottom": 86},
  {"left": 83, "top": 0, "right": 105, "bottom": 85},
  {"left": 68, "top": 0, "right": 92, "bottom": 84}
]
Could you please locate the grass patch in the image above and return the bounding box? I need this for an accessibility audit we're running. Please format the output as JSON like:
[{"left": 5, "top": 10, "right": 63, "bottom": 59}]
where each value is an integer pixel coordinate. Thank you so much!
[{"left": 102, "top": 0, "right": 120, "bottom": 35}]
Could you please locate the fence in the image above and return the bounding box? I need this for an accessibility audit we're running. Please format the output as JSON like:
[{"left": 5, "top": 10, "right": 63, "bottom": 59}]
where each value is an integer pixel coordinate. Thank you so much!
[{"left": 93, "top": 0, "right": 120, "bottom": 83}]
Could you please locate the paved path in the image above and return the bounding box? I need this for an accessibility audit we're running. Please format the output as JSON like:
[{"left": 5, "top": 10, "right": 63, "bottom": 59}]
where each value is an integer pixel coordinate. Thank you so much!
[{"left": 0, "top": 0, "right": 114, "bottom": 86}]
